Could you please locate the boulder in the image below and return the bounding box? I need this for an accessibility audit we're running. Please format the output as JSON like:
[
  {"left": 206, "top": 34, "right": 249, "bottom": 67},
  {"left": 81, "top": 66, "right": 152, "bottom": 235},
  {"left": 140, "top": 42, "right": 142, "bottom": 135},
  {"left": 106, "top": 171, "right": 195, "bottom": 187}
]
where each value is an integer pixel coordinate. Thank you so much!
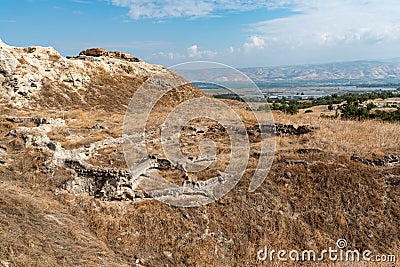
[
  {"left": 108, "top": 51, "right": 140, "bottom": 62},
  {"left": 78, "top": 48, "right": 140, "bottom": 62},
  {"left": 79, "top": 48, "right": 108, "bottom": 57}
]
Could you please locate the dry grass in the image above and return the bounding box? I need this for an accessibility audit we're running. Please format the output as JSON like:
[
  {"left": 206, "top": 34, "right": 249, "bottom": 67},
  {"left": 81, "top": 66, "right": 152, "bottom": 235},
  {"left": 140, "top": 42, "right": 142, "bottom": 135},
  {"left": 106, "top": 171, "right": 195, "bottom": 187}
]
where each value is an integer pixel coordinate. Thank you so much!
[
  {"left": 45, "top": 110, "right": 124, "bottom": 150},
  {"left": 0, "top": 180, "right": 128, "bottom": 267},
  {"left": 87, "top": 144, "right": 126, "bottom": 169},
  {"left": 54, "top": 151, "right": 399, "bottom": 266},
  {"left": 47, "top": 104, "right": 399, "bottom": 266},
  {"left": 273, "top": 106, "right": 400, "bottom": 157}
]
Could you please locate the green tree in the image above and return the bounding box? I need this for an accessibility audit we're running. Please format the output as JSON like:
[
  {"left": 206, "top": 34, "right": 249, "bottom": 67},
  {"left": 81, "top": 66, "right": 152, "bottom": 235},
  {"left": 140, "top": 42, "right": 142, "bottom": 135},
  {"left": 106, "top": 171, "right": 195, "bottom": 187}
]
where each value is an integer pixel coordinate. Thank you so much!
[
  {"left": 366, "top": 102, "right": 376, "bottom": 111},
  {"left": 286, "top": 104, "right": 299, "bottom": 115}
]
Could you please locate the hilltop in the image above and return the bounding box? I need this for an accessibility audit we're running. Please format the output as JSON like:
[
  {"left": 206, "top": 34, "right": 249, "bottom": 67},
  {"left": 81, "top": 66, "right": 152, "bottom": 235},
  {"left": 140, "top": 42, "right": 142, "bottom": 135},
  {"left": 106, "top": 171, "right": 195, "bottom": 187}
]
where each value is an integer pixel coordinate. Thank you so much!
[
  {"left": 0, "top": 38, "right": 169, "bottom": 111},
  {"left": 0, "top": 41, "right": 399, "bottom": 266}
]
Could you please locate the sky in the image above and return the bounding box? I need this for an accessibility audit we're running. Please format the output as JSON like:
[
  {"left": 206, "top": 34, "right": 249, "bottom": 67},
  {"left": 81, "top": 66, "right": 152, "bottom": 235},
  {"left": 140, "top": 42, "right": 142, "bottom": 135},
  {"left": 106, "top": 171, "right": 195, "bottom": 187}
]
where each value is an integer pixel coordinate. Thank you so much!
[{"left": 0, "top": 0, "right": 400, "bottom": 68}]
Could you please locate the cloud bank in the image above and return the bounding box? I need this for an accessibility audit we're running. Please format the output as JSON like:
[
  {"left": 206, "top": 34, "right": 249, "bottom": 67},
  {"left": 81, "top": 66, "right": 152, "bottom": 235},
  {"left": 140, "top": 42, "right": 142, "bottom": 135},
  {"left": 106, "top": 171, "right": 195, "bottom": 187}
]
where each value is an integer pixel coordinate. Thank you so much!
[
  {"left": 252, "top": 0, "right": 400, "bottom": 46},
  {"left": 109, "top": 0, "right": 280, "bottom": 19},
  {"left": 112, "top": 0, "right": 400, "bottom": 65}
]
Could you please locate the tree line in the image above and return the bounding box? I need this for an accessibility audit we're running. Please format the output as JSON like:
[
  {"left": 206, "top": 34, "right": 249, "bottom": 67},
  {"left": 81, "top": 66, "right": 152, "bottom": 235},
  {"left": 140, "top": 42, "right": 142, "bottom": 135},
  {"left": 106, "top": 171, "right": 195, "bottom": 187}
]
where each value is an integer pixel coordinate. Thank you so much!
[{"left": 262, "top": 91, "right": 400, "bottom": 121}]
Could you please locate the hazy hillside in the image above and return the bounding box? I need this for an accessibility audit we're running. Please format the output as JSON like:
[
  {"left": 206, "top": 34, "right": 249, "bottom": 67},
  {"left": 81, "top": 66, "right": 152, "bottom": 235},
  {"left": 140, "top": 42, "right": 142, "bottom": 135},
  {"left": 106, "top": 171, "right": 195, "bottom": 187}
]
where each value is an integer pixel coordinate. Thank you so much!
[
  {"left": 242, "top": 60, "right": 400, "bottom": 83},
  {"left": 173, "top": 60, "right": 400, "bottom": 89}
]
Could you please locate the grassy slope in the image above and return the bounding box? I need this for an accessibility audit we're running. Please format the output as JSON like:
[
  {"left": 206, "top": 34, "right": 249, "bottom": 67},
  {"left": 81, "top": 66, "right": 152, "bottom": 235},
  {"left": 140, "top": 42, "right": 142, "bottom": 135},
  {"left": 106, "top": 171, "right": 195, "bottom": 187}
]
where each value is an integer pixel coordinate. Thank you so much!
[{"left": 0, "top": 105, "right": 399, "bottom": 266}]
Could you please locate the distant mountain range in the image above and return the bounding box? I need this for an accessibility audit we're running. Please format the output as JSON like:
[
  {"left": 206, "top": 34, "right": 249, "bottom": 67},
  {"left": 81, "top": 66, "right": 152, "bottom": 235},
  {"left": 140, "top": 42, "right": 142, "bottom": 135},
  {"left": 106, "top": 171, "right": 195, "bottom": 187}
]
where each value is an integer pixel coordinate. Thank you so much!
[
  {"left": 241, "top": 59, "right": 400, "bottom": 84},
  {"left": 175, "top": 59, "right": 400, "bottom": 88}
]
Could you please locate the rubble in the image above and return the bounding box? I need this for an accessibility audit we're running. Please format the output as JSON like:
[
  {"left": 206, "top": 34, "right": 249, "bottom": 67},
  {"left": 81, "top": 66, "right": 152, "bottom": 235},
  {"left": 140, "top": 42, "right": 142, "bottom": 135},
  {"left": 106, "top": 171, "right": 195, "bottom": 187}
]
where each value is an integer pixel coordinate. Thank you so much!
[
  {"left": 78, "top": 48, "right": 141, "bottom": 62},
  {"left": 351, "top": 154, "right": 400, "bottom": 167}
]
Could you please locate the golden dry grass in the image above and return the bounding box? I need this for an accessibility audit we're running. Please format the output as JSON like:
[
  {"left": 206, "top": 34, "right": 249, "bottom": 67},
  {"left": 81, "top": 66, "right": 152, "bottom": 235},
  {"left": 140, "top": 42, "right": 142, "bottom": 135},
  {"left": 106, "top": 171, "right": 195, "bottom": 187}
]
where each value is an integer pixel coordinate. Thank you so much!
[
  {"left": 0, "top": 67, "right": 399, "bottom": 266},
  {"left": 0, "top": 180, "right": 129, "bottom": 267},
  {"left": 273, "top": 106, "right": 400, "bottom": 157}
]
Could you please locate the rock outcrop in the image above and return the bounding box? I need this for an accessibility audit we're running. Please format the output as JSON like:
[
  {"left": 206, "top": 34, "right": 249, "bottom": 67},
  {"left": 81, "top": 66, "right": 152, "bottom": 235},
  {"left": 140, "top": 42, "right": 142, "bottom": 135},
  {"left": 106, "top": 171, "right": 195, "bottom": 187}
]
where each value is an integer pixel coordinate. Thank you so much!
[
  {"left": 275, "top": 123, "right": 315, "bottom": 135},
  {"left": 78, "top": 48, "right": 141, "bottom": 62},
  {"left": 351, "top": 153, "right": 400, "bottom": 167},
  {"left": 0, "top": 39, "right": 163, "bottom": 109}
]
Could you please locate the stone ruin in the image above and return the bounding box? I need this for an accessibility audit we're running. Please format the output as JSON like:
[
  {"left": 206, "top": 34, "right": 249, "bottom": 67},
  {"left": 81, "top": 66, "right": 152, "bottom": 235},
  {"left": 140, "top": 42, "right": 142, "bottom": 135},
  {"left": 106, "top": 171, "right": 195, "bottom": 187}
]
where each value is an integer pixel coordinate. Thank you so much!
[{"left": 77, "top": 48, "right": 141, "bottom": 62}]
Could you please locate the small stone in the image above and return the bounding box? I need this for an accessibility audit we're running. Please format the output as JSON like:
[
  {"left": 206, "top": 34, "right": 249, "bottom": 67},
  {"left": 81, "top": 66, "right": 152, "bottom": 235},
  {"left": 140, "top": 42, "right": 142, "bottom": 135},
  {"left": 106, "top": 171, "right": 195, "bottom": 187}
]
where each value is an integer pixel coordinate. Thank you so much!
[
  {"left": 91, "top": 124, "right": 104, "bottom": 130},
  {"left": 47, "top": 142, "right": 57, "bottom": 151},
  {"left": 163, "top": 251, "right": 173, "bottom": 258},
  {"left": 284, "top": 171, "right": 292, "bottom": 179}
]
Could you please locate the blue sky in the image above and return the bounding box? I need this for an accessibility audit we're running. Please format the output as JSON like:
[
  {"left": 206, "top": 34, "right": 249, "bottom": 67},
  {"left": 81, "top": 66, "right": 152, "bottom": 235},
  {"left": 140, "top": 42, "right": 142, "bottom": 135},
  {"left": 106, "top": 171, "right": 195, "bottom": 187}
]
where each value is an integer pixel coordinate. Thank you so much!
[{"left": 1, "top": 0, "right": 400, "bottom": 67}]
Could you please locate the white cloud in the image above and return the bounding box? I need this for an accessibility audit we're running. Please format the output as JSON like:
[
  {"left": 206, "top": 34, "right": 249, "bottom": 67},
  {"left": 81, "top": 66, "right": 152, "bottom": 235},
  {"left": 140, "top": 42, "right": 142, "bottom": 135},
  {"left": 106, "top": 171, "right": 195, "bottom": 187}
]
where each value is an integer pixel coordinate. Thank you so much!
[
  {"left": 158, "top": 51, "right": 176, "bottom": 60},
  {"left": 238, "top": 0, "right": 400, "bottom": 65},
  {"left": 109, "top": 0, "right": 281, "bottom": 19},
  {"left": 154, "top": 46, "right": 217, "bottom": 63},
  {"left": 187, "top": 45, "right": 199, "bottom": 57},
  {"left": 250, "top": 0, "right": 400, "bottom": 49},
  {"left": 187, "top": 45, "right": 217, "bottom": 58},
  {"left": 124, "top": 0, "right": 400, "bottom": 66},
  {"left": 243, "top": 36, "right": 265, "bottom": 51}
]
